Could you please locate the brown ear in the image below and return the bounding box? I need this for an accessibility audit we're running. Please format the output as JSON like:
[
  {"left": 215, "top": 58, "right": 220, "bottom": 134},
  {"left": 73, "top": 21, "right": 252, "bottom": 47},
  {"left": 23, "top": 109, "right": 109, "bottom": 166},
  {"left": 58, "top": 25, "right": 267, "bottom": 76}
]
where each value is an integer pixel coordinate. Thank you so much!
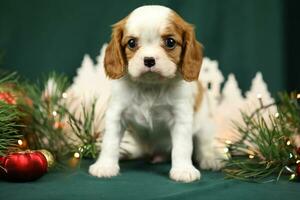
[
  {"left": 180, "top": 25, "right": 203, "bottom": 82},
  {"left": 104, "top": 19, "right": 127, "bottom": 79}
]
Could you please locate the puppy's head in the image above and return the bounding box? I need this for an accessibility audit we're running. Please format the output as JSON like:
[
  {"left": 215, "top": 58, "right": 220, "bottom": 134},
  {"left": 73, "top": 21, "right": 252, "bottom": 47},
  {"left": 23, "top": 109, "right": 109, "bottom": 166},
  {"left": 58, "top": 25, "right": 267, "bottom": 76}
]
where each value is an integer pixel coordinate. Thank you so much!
[{"left": 104, "top": 5, "right": 203, "bottom": 83}]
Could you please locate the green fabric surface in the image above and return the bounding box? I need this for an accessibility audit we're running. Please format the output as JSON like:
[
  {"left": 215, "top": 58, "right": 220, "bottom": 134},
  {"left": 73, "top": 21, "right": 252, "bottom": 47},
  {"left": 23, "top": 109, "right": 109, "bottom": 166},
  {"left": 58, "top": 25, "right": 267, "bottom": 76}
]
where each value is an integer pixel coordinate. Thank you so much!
[{"left": 0, "top": 159, "right": 298, "bottom": 200}]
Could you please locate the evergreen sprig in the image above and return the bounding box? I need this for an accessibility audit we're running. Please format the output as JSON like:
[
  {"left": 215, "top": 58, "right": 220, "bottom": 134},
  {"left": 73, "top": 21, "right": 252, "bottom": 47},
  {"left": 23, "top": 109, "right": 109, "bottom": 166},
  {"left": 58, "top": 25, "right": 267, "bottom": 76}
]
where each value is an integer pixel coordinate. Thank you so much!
[
  {"left": 21, "top": 73, "right": 74, "bottom": 158},
  {"left": 67, "top": 100, "right": 100, "bottom": 159},
  {"left": 22, "top": 73, "right": 99, "bottom": 160},
  {"left": 224, "top": 92, "right": 300, "bottom": 182},
  {"left": 0, "top": 73, "right": 22, "bottom": 155}
]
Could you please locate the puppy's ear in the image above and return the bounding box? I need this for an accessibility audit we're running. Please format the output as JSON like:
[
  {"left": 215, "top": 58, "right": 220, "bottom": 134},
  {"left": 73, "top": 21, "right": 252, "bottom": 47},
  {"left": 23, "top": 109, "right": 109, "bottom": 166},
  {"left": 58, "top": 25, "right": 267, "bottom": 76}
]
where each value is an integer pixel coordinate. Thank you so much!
[
  {"left": 104, "top": 19, "right": 127, "bottom": 79},
  {"left": 180, "top": 24, "right": 203, "bottom": 82}
]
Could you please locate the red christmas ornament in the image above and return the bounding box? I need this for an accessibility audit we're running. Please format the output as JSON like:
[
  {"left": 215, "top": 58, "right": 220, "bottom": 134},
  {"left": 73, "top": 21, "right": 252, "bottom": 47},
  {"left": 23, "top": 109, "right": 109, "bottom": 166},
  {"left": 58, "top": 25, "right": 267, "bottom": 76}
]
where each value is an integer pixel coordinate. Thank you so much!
[
  {"left": 297, "top": 163, "right": 300, "bottom": 177},
  {"left": 0, "top": 151, "right": 48, "bottom": 182},
  {"left": 0, "top": 91, "right": 16, "bottom": 104},
  {"left": 296, "top": 147, "right": 300, "bottom": 155}
]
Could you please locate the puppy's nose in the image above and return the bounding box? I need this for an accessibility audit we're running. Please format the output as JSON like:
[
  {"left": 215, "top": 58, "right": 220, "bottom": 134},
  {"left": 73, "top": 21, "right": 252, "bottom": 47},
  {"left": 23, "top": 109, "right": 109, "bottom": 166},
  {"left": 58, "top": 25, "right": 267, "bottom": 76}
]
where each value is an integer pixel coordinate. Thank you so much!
[{"left": 144, "top": 57, "right": 156, "bottom": 68}]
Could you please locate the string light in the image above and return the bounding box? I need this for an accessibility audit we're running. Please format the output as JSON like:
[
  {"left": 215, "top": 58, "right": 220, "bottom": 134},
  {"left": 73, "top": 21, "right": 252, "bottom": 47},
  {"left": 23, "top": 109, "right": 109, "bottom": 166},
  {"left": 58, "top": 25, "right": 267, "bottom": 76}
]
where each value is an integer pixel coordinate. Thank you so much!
[
  {"left": 17, "top": 139, "right": 23, "bottom": 146},
  {"left": 289, "top": 173, "right": 296, "bottom": 180},
  {"left": 274, "top": 112, "right": 280, "bottom": 118},
  {"left": 223, "top": 147, "right": 229, "bottom": 153},
  {"left": 296, "top": 160, "right": 300, "bottom": 164},
  {"left": 62, "top": 92, "right": 68, "bottom": 99},
  {"left": 73, "top": 152, "right": 80, "bottom": 159},
  {"left": 286, "top": 140, "right": 291, "bottom": 146},
  {"left": 52, "top": 111, "right": 57, "bottom": 117},
  {"left": 249, "top": 154, "right": 255, "bottom": 159},
  {"left": 297, "top": 93, "right": 300, "bottom": 99}
]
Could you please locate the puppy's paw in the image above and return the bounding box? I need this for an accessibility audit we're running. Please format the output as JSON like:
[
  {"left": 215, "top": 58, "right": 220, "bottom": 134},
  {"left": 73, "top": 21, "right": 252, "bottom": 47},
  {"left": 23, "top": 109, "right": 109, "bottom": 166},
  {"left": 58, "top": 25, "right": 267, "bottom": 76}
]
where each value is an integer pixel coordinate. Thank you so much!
[
  {"left": 89, "top": 162, "right": 120, "bottom": 178},
  {"left": 169, "top": 165, "right": 201, "bottom": 183},
  {"left": 199, "top": 152, "right": 226, "bottom": 171}
]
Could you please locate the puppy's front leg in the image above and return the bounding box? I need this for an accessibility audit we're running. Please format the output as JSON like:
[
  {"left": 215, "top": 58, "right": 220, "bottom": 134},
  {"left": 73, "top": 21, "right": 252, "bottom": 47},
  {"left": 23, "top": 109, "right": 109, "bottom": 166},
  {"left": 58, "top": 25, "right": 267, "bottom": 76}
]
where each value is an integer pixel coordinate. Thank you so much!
[
  {"left": 169, "top": 105, "right": 200, "bottom": 183},
  {"left": 89, "top": 105, "right": 124, "bottom": 178}
]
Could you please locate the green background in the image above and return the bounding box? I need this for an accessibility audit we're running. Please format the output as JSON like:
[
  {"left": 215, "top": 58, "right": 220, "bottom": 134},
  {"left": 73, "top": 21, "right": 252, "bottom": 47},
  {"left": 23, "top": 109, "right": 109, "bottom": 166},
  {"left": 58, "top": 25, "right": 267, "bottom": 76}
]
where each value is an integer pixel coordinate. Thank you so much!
[{"left": 1, "top": 0, "right": 298, "bottom": 94}]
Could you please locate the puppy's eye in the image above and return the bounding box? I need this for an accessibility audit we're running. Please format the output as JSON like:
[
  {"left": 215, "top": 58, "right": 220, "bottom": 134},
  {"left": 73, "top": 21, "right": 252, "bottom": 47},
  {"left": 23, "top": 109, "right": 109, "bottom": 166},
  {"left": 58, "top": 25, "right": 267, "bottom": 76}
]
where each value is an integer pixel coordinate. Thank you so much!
[
  {"left": 165, "top": 37, "right": 176, "bottom": 49},
  {"left": 127, "top": 39, "right": 137, "bottom": 49}
]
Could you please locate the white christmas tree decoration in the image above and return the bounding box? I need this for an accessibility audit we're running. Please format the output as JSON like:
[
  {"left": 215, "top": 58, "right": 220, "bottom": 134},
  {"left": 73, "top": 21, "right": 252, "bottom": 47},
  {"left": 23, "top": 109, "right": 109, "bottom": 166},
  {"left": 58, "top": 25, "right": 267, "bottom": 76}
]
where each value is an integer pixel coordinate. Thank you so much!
[
  {"left": 244, "top": 72, "right": 277, "bottom": 119},
  {"left": 215, "top": 74, "right": 244, "bottom": 142},
  {"left": 199, "top": 58, "right": 224, "bottom": 113}
]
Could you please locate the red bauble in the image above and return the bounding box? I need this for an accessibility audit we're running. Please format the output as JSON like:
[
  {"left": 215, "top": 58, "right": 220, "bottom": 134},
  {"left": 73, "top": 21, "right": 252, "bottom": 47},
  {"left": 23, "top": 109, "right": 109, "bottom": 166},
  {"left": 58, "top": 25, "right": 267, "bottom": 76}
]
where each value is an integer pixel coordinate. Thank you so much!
[
  {"left": 0, "top": 91, "right": 16, "bottom": 104},
  {"left": 0, "top": 151, "right": 48, "bottom": 182},
  {"left": 297, "top": 164, "right": 300, "bottom": 177}
]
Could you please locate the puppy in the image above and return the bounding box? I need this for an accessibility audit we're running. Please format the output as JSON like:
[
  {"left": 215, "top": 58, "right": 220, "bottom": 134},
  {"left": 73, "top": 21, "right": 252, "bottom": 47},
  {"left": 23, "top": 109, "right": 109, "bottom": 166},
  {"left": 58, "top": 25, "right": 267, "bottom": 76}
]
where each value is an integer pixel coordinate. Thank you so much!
[{"left": 89, "top": 5, "right": 224, "bottom": 183}]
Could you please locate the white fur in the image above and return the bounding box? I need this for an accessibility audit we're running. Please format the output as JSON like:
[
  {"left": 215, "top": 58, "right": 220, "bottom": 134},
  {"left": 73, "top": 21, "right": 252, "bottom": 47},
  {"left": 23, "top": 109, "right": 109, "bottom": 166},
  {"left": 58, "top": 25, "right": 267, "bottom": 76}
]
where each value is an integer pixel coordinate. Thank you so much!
[
  {"left": 126, "top": 6, "right": 177, "bottom": 81},
  {"left": 89, "top": 5, "right": 224, "bottom": 183}
]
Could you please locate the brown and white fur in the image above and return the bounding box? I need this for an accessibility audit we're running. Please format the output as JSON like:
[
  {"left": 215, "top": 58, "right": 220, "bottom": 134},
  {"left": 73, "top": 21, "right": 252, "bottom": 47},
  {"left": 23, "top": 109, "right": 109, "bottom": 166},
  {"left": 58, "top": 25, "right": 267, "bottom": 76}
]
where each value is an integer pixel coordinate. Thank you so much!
[{"left": 89, "top": 5, "right": 224, "bottom": 183}]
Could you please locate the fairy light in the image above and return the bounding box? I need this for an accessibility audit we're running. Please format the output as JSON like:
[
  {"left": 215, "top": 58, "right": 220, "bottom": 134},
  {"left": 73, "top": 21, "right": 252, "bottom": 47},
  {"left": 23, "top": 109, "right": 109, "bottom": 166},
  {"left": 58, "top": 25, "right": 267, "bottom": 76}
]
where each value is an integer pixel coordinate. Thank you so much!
[
  {"left": 62, "top": 92, "right": 68, "bottom": 99},
  {"left": 223, "top": 147, "right": 229, "bottom": 153},
  {"left": 296, "top": 160, "right": 300, "bottom": 164},
  {"left": 289, "top": 153, "right": 293, "bottom": 159},
  {"left": 17, "top": 139, "right": 23, "bottom": 146},
  {"left": 74, "top": 152, "right": 80, "bottom": 159},
  {"left": 249, "top": 154, "right": 255, "bottom": 159},
  {"left": 286, "top": 140, "right": 291, "bottom": 146},
  {"left": 290, "top": 173, "right": 296, "bottom": 180},
  {"left": 274, "top": 112, "right": 280, "bottom": 118},
  {"left": 52, "top": 111, "right": 57, "bottom": 117},
  {"left": 79, "top": 147, "right": 84, "bottom": 153},
  {"left": 297, "top": 93, "right": 300, "bottom": 99}
]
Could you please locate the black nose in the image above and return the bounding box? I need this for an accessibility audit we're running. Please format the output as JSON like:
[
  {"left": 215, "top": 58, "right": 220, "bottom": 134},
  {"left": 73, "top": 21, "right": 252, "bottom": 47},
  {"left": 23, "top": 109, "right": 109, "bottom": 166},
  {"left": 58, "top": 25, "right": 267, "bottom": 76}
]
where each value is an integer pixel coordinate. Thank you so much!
[{"left": 144, "top": 57, "right": 156, "bottom": 68}]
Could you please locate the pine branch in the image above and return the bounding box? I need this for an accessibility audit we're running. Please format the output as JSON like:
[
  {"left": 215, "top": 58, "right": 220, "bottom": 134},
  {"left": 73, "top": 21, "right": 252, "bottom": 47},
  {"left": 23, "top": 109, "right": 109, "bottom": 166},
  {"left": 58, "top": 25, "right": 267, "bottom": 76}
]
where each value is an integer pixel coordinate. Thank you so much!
[
  {"left": 21, "top": 72, "right": 100, "bottom": 161},
  {"left": 224, "top": 92, "right": 300, "bottom": 182},
  {"left": 0, "top": 73, "right": 23, "bottom": 155},
  {"left": 21, "top": 73, "right": 76, "bottom": 159}
]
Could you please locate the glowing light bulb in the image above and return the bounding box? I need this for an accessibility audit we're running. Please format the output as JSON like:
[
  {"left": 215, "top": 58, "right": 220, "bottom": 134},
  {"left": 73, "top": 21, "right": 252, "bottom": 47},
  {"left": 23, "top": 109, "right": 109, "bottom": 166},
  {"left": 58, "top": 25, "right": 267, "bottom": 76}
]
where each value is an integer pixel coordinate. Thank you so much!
[
  {"left": 17, "top": 139, "right": 23, "bottom": 146},
  {"left": 62, "top": 92, "right": 68, "bottom": 99},
  {"left": 249, "top": 154, "right": 255, "bottom": 159},
  {"left": 223, "top": 147, "right": 229, "bottom": 153},
  {"left": 52, "top": 111, "right": 57, "bottom": 117},
  {"left": 74, "top": 152, "right": 80, "bottom": 159}
]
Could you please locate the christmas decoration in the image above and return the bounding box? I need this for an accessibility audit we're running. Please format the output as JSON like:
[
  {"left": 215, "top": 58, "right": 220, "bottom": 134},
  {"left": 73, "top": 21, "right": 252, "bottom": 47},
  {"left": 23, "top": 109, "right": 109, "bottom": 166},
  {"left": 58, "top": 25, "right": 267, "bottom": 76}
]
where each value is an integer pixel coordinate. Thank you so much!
[
  {"left": 37, "top": 149, "right": 55, "bottom": 168},
  {"left": 0, "top": 91, "right": 16, "bottom": 104},
  {"left": 20, "top": 73, "right": 99, "bottom": 161},
  {"left": 224, "top": 92, "right": 300, "bottom": 182},
  {"left": 0, "top": 73, "right": 23, "bottom": 156},
  {"left": 0, "top": 150, "right": 53, "bottom": 181}
]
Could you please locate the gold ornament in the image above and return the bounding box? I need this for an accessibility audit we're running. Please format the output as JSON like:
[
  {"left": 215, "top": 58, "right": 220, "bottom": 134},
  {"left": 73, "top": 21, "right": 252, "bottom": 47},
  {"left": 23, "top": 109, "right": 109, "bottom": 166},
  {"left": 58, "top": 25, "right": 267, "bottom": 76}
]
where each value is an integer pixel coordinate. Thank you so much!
[{"left": 37, "top": 149, "right": 55, "bottom": 168}]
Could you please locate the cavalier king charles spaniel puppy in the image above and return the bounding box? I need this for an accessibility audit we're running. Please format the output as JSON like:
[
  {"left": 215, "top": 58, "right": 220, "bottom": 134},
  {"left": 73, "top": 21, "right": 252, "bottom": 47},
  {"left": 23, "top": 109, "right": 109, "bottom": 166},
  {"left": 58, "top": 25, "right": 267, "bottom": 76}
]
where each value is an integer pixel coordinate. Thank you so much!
[{"left": 89, "top": 5, "right": 224, "bottom": 183}]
